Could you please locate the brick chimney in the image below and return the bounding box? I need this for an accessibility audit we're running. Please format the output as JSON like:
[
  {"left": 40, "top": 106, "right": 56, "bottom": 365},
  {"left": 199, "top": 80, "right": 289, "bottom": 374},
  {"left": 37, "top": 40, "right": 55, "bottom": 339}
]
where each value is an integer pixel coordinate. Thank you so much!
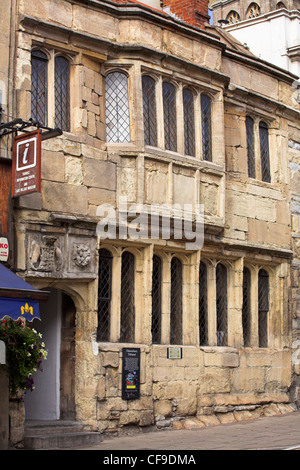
[
  {"left": 112, "top": 0, "right": 210, "bottom": 29},
  {"left": 162, "top": 0, "right": 210, "bottom": 29}
]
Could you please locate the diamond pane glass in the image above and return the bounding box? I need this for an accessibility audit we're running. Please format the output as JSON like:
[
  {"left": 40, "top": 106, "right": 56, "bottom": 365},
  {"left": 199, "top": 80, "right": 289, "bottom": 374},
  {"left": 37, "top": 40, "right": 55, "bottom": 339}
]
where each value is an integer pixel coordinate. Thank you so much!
[
  {"left": 259, "top": 122, "right": 271, "bottom": 182},
  {"left": 163, "top": 82, "right": 177, "bottom": 152},
  {"left": 216, "top": 263, "right": 228, "bottom": 346},
  {"left": 201, "top": 94, "right": 212, "bottom": 161},
  {"left": 142, "top": 75, "right": 157, "bottom": 147},
  {"left": 258, "top": 269, "right": 269, "bottom": 348},
  {"left": 183, "top": 88, "right": 195, "bottom": 157},
  {"left": 97, "top": 249, "right": 112, "bottom": 342},
  {"left": 105, "top": 72, "right": 130, "bottom": 143},
  {"left": 120, "top": 252, "right": 135, "bottom": 343},
  {"left": 151, "top": 255, "right": 162, "bottom": 344},
  {"left": 246, "top": 116, "right": 256, "bottom": 178},
  {"left": 31, "top": 50, "right": 48, "bottom": 125},
  {"left": 199, "top": 262, "right": 208, "bottom": 346},
  {"left": 170, "top": 257, "right": 182, "bottom": 345},
  {"left": 55, "top": 56, "right": 70, "bottom": 131},
  {"left": 242, "top": 267, "right": 251, "bottom": 347}
]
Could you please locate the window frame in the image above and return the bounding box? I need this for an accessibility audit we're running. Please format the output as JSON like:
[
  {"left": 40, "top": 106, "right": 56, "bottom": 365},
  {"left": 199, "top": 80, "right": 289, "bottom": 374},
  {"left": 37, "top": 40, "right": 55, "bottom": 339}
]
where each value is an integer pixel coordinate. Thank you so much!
[
  {"left": 97, "top": 248, "right": 113, "bottom": 342},
  {"left": 162, "top": 80, "right": 178, "bottom": 153},
  {"left": 216, "top": 262, "right": 228, "bottom": 346},
  {"left": 31, "top": 49, "right": 49, "bottom": 126},
  {"left": 31, "top": 48, "right": 71, "bottom": 131},
  {"left": 258, "top": 268, "right": 269, "bottom": 348},
  {"left": 120, "top": 251, "right": 136, "bottom": 343},
  {"left": 199, "top": 261, "right": 208, "bottom": 346},
  {"left": 170, "top": 256, "right": 183, "bottom": 345},
  {"left": 183, "top": 87, "right": 196, "bottom": 157},
  {"left": 142, "top": 74, "right": 158, "bottom": 148},
  {"left": 259, "top": 121, "right": 271, "bottom": 183},
  {"left": 151, "top": 254, "right": 162, "bottom": 344},
  {"left": 200, "top": 93, "right": 212, "bottom": 162},
  {"left": 105, "top": 70, "right": 131, "bottom": 144},
  {"left": 54, "top": 55, "right": 71, "bottom": 132}
]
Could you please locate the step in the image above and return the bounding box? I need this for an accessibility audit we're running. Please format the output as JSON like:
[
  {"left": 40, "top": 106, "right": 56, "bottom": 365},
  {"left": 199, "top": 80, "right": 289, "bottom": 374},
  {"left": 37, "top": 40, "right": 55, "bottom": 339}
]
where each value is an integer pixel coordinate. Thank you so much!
[{"left": 24, "top": 420, "right": 102, "bottom": 450}]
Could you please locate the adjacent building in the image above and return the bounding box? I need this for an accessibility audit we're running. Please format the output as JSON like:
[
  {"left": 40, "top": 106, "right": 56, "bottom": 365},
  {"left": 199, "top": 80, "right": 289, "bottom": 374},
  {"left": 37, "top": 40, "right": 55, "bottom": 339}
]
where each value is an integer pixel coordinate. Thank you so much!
[{"left": 1, "top": 0, "right": 299, "bottom": 445}]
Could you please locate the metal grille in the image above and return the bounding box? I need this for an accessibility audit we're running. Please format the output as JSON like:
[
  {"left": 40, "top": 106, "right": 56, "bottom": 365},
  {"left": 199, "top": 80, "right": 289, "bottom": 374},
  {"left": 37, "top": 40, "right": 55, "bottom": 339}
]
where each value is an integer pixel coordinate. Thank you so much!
[
  {"left": 151, "top": 255, "right": 162, "bottom": 344},
  {"left": 201, "top": 94, "right": 212, "bottom": 161},
  {"left": 216, "top": 263, "right": 228, "bottom": 346},
  {"left": 199, "top": 262, "right": 208, "bottom": 346},
  {"left": 120, "top": 251, "right": 135, "bottom": 343},
  {"left": 258, "top": 269, "right": 269, "bottom": 348},
  {"left": 105, "top": 72, "right": 130, "bottom": 143},
  {"left": 163, "top": 82, "right": 177, "bottom": 152},
  {"left": 142, "top": 75, "right": 157, "bottom": 147},
  {"left": 259, "top": 122, "right": 271, "bottom": 183},
  {"left": 170, "top": 257, "right": 183, "bottom": 345},
  {"left": 246, "top": 116, "right": 256, "bottom": 178},
  {"left": 183, "top": 88, "right": 195, "bottom": 157},
  {"left": 31, "top": 50, "right": 48, "bottom": 125},
  {"left": 97, "top": 249, "right": 112, "bottom": 342},
  {"left": 242, "top": 267, "right": 251, "bottom": 347},
  {"left": 55, "top": 56, "right": 70, "bottom": 131}
]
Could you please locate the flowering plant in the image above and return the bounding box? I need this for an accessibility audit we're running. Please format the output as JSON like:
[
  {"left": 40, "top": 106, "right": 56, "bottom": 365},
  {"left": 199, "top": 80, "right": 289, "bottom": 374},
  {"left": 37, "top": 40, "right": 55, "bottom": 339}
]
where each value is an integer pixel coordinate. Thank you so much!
[{"left": 0, "top": 317, "right": 47, "bottom": 395}]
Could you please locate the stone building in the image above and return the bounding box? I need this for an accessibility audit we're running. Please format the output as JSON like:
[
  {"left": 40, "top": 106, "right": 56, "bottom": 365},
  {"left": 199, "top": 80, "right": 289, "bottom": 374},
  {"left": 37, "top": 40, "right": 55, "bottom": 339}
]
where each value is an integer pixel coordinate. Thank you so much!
[
  {"left": 211, "top": 1, "right": 300, "bottom": 77},
  {"left": 212, "top": 0, "right": 300, "bottom": 424},
  {"left": 0, "top": 0, "right": 299, "bottom": 446}
]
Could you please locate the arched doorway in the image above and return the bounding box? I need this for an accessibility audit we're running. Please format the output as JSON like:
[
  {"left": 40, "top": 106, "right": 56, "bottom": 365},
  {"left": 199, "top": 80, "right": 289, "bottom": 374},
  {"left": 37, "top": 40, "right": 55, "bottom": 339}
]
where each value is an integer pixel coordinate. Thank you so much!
[{"left": 25, "top": 288, "right": 75, "bottom": 421}]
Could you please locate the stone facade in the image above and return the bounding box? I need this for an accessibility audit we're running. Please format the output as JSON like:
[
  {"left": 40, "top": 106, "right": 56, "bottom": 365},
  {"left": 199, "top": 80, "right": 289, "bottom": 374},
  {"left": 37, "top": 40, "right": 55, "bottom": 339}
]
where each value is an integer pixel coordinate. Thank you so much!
[
  {"left": 211, "top": 0, "right": 300, "bottom": 24},
  {"left": 1, "top": 0, "right": 299, "bottom": 442}
]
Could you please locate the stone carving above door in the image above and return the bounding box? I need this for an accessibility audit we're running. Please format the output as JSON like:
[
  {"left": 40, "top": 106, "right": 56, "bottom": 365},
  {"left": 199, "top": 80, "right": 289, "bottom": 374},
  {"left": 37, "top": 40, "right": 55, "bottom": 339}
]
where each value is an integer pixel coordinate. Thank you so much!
[{"left": 26, "top": 228, "right": 97, "bottom": 279}]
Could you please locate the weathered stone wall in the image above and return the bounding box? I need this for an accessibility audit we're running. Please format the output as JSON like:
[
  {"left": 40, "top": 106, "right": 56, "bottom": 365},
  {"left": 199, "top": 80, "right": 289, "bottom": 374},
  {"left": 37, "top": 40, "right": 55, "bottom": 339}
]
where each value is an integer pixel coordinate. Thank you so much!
[
  {"left": 289, "top": 125, "right": 300, "bottom": 406},
  {"left": 5, "top": 0, "right": 299, "bottom": 437}
]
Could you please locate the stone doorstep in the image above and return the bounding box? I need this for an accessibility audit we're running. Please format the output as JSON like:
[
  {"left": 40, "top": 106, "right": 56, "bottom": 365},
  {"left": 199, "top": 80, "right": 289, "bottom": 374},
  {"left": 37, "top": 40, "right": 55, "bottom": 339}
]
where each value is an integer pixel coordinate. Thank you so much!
[{"left": 24, "top": 420, "right": 102, "bottom": 450}]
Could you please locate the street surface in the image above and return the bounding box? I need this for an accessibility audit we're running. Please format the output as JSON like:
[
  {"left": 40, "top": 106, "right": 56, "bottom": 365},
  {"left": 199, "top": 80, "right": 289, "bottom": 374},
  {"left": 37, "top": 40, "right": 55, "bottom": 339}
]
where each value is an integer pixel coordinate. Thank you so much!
[{"left": 82, "top": 411, "right": 300, "bottom": 451}]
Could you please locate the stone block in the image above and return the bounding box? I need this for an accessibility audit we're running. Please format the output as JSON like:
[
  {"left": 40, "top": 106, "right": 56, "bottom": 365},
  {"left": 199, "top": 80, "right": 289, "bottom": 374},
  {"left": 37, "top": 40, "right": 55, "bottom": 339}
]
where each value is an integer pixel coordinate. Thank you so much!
[
  {"left": 42, "top": 150, "right": 65, "bottom": 182},
  {"left": 42, "top": 180, "right": 88, "bottom": 214},
  {"left": 84, "top": 158, "right": 116, "bottom": 191}
]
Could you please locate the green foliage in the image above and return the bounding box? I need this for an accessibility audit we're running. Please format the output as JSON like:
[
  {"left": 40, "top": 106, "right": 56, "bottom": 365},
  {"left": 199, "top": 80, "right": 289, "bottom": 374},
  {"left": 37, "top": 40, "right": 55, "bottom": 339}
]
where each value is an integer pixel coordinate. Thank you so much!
[{"left": 0, "top": 317, "right": 47, "bottom": 395}]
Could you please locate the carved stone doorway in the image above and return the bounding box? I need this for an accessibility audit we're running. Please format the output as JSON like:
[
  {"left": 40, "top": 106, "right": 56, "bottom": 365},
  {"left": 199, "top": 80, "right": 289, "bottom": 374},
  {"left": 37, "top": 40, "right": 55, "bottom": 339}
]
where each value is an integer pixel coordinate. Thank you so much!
[{"left": 25, "top": 288, "right": 76, "bottom": 421}]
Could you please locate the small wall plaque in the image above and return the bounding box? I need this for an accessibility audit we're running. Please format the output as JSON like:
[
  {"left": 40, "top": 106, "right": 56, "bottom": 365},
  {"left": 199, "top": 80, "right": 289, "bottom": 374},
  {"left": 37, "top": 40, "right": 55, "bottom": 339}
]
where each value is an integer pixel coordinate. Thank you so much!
[{"left": 167, "top": 347, "right": 182, "bottom": 359}]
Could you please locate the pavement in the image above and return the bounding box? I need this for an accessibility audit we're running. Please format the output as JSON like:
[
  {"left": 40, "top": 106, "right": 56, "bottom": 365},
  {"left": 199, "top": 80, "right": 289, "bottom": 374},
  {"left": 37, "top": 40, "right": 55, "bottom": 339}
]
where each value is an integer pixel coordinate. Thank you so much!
[{"left": 78, "top": 411, "right": 300, "bottom": 452}]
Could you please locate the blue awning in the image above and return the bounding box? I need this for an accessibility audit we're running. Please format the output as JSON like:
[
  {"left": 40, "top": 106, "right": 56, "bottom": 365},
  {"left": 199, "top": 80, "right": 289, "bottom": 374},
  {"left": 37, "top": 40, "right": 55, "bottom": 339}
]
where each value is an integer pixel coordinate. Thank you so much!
[{"left": 0, "top": 264, "right": 48, "bottom": 321}]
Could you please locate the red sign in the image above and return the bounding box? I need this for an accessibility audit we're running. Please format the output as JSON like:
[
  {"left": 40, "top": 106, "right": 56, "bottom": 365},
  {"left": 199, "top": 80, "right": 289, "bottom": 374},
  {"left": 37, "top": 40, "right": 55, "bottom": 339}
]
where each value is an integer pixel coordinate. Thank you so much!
[
  {"left": 12, "top": 130, "right": 41, "bottom": 198},
  {"left": 0, "top": 237, "right": 9, "bottom": 262}
]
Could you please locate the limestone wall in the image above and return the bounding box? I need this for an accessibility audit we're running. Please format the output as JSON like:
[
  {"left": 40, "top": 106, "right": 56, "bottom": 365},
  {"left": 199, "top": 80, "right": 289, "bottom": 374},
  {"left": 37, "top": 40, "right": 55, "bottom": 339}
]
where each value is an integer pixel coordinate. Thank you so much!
[{"left": 7, "top": 0, "right": 299, "bottom": 435}]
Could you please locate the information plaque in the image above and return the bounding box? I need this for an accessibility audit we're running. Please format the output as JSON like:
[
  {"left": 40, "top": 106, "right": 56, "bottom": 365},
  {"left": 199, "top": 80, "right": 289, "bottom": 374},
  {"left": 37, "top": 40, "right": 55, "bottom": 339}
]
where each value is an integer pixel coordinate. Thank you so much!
[
  {"left": 12, "top": 130, "right": 41, "bottom": 198},
  {"left": 122, "top": 348, "right": 140, "bottom": 400},
  {"left": 167, "top": 347, "right": 182, "bottom": 359}
]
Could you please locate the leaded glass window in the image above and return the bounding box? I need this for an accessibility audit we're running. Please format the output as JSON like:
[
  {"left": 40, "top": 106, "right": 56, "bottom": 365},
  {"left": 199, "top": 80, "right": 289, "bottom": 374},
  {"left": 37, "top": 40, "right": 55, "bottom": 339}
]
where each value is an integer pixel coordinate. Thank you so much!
[
  {"left": 105, "top": 72, "right": 130, "bottom": 143},
  {"left": 142, "top": 75, "right": 157, "bottom": 147},
  {"left": 258, "top": 269, "right": 269, "bottom": 348},
  {"left": 163, "top": 82, "right": 177, "bottom": 152},
  {"left": 31, "top": 50, "right": 48, "bottom": 125},
  {"left": 242, "top": 267, "right": 251, "bottom": 347},
  {"left": 55, "top": 56, "right": 70, "bottom": 131},
  {"left": 259, "top": 121, "right": 271, "bottom": 183},
  {"left": 199, "top": 262, "right": 208, "bottom": 346},
  {"left": 246, "top": 116, "right": 256, "bottom": 178},
  {"left": 120, "top": 251, "right": 135, "bottom": 343},
  {"left": 97, "top": 249, "right": 112, "bottom": 342},
  {"left": 151, "top": 255, "right": 162, "bottom": 344},
  {"left": 216, "top": 263, "right": 228, "bottom": 346},
  {"left": 170, "top": 257, "right": 182, "bottom": 344},
  {"left": 183, "top": 88, "right": 195, "bottom": 157},
  {"left": 201, "top": 94, "right": 212, "bottom": 161}
]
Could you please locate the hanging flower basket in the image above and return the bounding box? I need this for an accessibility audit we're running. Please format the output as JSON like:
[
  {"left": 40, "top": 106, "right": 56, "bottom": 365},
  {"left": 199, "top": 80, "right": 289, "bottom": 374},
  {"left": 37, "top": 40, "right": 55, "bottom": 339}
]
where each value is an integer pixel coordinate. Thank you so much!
[{"left": 0, "top": 317, "right": 47, "bottom": 396}]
